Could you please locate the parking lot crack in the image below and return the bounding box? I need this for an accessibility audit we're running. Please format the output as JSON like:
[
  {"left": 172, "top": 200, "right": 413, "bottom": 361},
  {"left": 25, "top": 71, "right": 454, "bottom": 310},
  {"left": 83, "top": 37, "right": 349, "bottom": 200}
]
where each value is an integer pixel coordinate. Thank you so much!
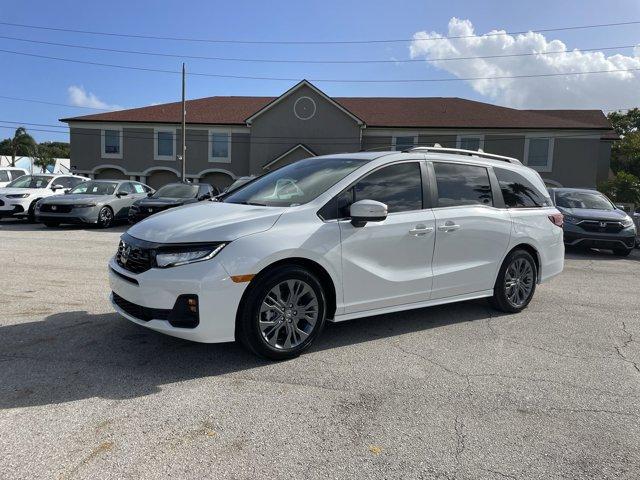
[{"left": 614, "top": 321, "right": 640, "bottom": 376}]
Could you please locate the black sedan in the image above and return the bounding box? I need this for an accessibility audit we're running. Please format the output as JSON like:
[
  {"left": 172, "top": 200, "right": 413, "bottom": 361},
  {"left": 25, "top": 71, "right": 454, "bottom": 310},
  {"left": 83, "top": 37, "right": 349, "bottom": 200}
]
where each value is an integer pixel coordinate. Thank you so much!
[{"left": 128, "top": 182, "right": 218, "bottom": 224}]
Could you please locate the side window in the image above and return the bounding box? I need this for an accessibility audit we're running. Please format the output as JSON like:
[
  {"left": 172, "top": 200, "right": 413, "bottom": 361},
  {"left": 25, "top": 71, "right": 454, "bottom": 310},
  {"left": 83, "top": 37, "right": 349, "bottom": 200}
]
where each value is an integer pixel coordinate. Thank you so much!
[
  {"left": 0, "top": 171, "right": 9, "bottom": 182},
  {"left": 352, "top": 162, "right": 422, "bottom": 213},
  {"left": 118, "top": 182, "right": 135, "bottom": 194},
  {"left": 495, "top": 168, "right": 552, "bottom": 208},
  {"left": 68, "top": 177, "right": 85, "bottom": 188},
  {"left": 55, "top": 177, "right": 73, "bottom": 188},
  {"left": 12, "top": 171, "right": 26, "bottom": 180},
  {"left": 132, "top": 183, "right": 146, "bottom": 194},
  {"left": 434, "top": 163, "right": 493, "bottom": 207}
]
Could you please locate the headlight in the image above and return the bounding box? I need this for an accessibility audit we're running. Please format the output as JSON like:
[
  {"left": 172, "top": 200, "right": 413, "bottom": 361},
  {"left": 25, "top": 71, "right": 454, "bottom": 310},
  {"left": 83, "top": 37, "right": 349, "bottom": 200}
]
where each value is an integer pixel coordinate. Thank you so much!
[
  {"left": 621, "top": 216, "right": 635, "bottom": 228},
  {"left": 155, "top": 243, "right": 226, "bottom": 268},
  {"left": 72, "top": 203, "right": 96, "bottom": 208},
  {"left": 563, "top": 215, "right": 580, "bottom": 225},
  {"left": 6, "top": 193, "right": 30, "bottom": 198}
]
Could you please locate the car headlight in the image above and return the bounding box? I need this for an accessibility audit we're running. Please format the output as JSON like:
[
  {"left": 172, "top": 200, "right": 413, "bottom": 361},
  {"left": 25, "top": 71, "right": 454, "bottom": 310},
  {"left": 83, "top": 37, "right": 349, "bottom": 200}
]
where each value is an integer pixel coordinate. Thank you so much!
[
  {"left": 72, "top": 203, "right": 96, "bottom": 208},
  {"left": 155, "top": 243, "right": 226, "bottom": 268},
  {"left": 563, "top": 215, "right": 580, "bottom": 225},
  {"left": 6, "top": 193, "right": 30, "bottom": 198},
  {"left": 621, "top": 216, "right": 635, "bottom": 228}
]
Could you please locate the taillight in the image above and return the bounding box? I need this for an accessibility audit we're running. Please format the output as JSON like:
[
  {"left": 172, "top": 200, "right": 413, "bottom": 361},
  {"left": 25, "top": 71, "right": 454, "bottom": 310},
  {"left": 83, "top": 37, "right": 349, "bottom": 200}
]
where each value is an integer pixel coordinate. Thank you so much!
[{"left": 548, "top": 212, "right": 564, "bottom": 227}]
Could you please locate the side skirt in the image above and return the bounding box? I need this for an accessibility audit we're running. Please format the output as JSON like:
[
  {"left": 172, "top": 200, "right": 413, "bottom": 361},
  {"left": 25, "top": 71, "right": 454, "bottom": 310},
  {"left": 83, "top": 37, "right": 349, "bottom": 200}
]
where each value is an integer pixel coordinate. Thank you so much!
[{"left": 330, "top": 290, "right": 494, "bottom": 323}]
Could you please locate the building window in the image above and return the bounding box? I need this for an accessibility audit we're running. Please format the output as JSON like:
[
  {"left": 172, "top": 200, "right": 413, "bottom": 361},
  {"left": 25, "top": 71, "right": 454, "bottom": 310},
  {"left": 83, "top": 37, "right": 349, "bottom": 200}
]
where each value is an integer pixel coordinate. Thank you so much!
[
  {"left": 154, "top": 128, "right": 175, "bottom": 160},
  {"left": 101, "top": 128, "right": 122, "bottom": 158},
  {"left": 209, "top": 130, "right": 231, "bottom": 163},
  {"left": 393, "top": 135, "right": 418, "bottom": 151},
  {"left": 524, "top": 137, "right": 554, "bottom": 172},
  {"left": 456, "top": 135, "right": 484, "bottom": 151}
]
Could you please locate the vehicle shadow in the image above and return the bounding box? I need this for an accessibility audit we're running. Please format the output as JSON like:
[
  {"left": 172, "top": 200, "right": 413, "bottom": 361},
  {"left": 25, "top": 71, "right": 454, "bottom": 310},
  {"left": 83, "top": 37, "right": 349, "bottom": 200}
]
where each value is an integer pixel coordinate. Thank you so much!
[
  {"left": 565, "top": 246, "right": 640, "bottom": 262},
  {"left": 0, "top": 219, "right": 128, "bottom": 232},
  {"left": 0, "top": 300, "right": 496, "bottom": 409}
]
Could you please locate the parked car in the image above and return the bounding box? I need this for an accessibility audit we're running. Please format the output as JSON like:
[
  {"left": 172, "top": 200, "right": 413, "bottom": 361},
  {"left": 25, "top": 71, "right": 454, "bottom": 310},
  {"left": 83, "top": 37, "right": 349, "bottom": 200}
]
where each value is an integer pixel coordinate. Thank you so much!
[
  {"left": 549, "top": 188, "right": 636, "bottom": 256},
  {"left": 0, "top": 167, "right": 28, "bottom": 188},
  {"left": 109, "top": 148, "right": 564, "bottom": 360},
  {"left": 223, "top": 176, "right": 256, "bottom": 194},
  {"left": 0, "top": 174, "right": 89, "bottom": 221},
  {"left": 36, "top": 180, "right": 153, "bottom": 228},
  {"left": 128, "top": 182, "right": 218, "bottom": 224},
  {"left": 633, "top": 207, "right": 640, "bottom": 247}
]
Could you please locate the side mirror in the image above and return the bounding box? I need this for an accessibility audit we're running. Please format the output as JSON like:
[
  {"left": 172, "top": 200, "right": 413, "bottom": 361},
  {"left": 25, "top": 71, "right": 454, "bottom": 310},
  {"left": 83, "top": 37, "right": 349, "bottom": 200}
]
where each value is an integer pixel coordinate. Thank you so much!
[
  {"left": 615, "top": 204, "right": 627, "bottom": 211},
  {"left": 51, "top": 184, "right": 64, "bottom": 191},
  {"left": 147, "top": 192, "right": 153, "bottom": 197},
  {"left": 64, "top": 189, "right": 71, "bottom": 194},
  {"left": 350, "top": 199, "right": 388, "bottom": 228},
  {"left": 117, "top": 191, "right": 128, "bottom": 197}
]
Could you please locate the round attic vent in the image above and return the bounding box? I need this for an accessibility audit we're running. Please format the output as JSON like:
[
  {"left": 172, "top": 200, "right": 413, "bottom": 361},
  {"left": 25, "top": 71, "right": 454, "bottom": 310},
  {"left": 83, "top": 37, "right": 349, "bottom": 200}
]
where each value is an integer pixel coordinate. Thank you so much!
[{"left": 293, "top": 96, "right": 316, "bottom": 120}]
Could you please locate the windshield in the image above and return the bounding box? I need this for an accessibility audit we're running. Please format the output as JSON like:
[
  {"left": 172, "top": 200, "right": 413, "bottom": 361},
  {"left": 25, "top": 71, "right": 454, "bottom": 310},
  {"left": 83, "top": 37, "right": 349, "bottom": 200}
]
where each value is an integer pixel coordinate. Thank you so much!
[
  {"left": 6, "top": 175, "right": 52, "bottom": 189},
  {"left": 70, "top": 181, "right": 118, "bottom": 195},
  {"left": 152, "top": 184, "right": 198, "bottom": 199},
  {"left": 556, "top": 191, "right": 614, "bottom": 210},
  {"left": 224, "top": 158, "right": 368, "bottom": 207}
]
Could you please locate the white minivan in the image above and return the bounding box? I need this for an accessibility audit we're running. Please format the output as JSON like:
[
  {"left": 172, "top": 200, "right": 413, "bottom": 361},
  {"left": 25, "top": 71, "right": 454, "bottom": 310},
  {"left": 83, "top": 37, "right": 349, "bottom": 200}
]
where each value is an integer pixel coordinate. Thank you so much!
[{"left": 109, "top": 148, "right": 564, "bottom": 359}]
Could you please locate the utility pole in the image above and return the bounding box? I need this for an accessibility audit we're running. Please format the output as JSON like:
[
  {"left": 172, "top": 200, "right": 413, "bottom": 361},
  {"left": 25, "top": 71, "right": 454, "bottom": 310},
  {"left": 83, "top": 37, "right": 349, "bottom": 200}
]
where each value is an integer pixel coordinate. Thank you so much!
[{"left": 181, "top": 62, "right": 187, "bottom": 182}]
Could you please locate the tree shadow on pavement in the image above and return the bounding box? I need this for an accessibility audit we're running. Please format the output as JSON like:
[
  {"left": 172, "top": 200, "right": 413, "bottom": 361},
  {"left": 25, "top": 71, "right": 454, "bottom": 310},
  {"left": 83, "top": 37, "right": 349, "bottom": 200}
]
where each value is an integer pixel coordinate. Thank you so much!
[
  {"left": 565, "top": 246, "right": 640, "bottom": 262},
  {"left": 0, "top": 300, "right": 495, "bottom": 409}
]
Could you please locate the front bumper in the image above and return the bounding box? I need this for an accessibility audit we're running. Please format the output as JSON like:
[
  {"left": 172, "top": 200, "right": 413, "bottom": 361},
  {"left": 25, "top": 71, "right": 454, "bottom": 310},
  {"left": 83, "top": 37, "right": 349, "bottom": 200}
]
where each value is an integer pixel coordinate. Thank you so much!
[
  {"left": 108, "top": 256, "right": 247, "bottom": 343},
  {"left": 0, "top": 197, "right": 30, "bottom": 217},
  {"left": 563, "top": 228, "right": 636, "bottom": 250},
  {"left": 36, "top": 207, "right": 99, "bottom": 224}
]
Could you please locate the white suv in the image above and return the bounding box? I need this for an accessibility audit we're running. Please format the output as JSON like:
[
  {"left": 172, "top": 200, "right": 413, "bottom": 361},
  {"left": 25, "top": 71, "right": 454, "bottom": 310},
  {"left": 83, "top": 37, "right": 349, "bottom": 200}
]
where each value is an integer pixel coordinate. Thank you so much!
[
  {"left": 0, "top": 167, "right": 28, "bottom": 188},
  {"left": 0, "top": 174, "right": 89, "bottom": 221},
  {"left": 109, "top": 148, "right": 564, "bottom": 359}
]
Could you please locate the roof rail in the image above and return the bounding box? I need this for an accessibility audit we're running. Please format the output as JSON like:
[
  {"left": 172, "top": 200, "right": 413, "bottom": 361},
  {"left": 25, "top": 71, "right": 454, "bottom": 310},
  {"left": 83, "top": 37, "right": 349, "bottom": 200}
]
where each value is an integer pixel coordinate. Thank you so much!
[{"left": 405, "top": 146, "right": 521, "bottom": 165}]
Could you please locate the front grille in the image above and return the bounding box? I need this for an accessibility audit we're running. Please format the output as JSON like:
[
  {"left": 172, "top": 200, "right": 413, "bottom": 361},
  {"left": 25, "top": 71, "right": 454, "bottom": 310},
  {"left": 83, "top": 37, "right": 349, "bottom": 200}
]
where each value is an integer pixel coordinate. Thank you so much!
[
  {"left": 112, "top": 293, "right": 169, "bottom": 321},
  {"left": 579, "top": 220, "right": 624, "bottom": 233},
  {"left": 116, "top": 239, "right": 153, "bottom": 274},
  {"left": 40, "top": 204, "right": 73, "bottom": 213}
]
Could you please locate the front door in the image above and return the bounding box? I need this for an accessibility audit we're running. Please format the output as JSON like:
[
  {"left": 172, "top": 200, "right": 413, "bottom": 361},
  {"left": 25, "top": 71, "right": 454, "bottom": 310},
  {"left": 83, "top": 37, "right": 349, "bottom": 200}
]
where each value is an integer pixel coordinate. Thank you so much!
[
  {"left": 339, "top": 161, "right": 436, "bottom": 314},
  {"left": 429, "top": 162, "right": 511, "bottom": 299}
]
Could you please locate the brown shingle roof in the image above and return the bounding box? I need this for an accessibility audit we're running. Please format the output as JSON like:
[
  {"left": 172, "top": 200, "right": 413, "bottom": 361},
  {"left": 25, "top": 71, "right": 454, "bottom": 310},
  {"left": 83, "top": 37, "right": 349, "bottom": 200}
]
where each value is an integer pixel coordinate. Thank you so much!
[{"left": 61, "top": 96, "right": 611, "bottom": 130}]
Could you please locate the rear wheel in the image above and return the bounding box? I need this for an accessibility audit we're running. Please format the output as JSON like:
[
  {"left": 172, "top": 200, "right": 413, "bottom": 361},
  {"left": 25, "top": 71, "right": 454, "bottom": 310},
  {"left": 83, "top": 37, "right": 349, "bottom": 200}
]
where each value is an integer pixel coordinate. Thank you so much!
[
  {"left": 27, "top": 201, "right": 39, "bottom": 223},
  {"left": 44, "top": 221, "right": 60, "bottom": 228},
  {"left": 613, "top": 247, "right": 632, "bottom": 257},
  {"left": 237, "top": 265, "right": 327, "bottom": 360},
  {"left": 490, "top": 249, "right": 537, "bottom": 313},
  {"left": 97, "top": 206, "right": 114, "bottom": 228}
]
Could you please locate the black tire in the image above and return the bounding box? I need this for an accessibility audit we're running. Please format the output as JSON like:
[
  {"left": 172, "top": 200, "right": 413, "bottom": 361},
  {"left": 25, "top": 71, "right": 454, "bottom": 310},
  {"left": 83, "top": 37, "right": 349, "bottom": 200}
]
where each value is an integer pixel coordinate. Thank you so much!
[
  {"left": 97, "top": 206, "right": 114, "bottom": 228},
  {"left": 236, "top": 265, "right": 327, "bottom": 360},
  {"left": 490, "top": 249, "right": 537, "bottom": 313},
  {"left": 27, "top": 201, "right": 39, "bottom": 223},
  {"left": 613, "top": 247, "right": 632, "bottom": 257},
  {"left": 44, "top": 221, "right": 60, "bottom": 228}
]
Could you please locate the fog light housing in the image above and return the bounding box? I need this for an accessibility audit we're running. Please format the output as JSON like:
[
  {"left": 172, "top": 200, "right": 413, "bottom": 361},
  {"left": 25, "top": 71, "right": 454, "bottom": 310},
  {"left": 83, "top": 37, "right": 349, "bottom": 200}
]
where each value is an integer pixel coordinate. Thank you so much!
[{"left": 168, "top": 294, "right": 199, "bottom": 328}]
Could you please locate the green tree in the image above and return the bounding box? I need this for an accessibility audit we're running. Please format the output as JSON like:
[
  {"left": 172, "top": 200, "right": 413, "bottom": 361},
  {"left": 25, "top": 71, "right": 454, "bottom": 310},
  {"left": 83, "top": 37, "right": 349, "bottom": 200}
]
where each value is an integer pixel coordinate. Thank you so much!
[
  {"left": 607, "top": 108, "right": 640, "bottom": 177},
  {"left": 30, "top": 145, "right": 56, "bottom": 173},
  {"left": 598, "top": 171, "right": 640, "bottom": 204},
  {"left": 39, "top": 141, "right": 70, "bottom": 159},
  {"left": 2, "top": 127, "right": 36, "bottom": 167}
]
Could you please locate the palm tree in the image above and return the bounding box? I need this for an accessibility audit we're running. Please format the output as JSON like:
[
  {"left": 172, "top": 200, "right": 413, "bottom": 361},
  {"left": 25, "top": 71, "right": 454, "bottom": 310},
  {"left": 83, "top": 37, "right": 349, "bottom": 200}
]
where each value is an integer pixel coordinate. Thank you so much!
[{"left": 9, "top": 127, "right": 36, "bottom": 167}]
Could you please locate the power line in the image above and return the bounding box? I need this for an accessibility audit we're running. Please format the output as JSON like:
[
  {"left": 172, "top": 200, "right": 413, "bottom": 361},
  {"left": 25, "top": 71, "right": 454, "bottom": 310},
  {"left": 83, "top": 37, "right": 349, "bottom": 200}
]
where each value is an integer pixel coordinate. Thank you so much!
[
  {"left": 0, "top": 95, "right": 109, "bottom": 111},
  {"left": 0, "top": 34, "right": 637, "bottom": 64},
  {"left": 0, "top": 20, "right": 639, "bottom": 45},
  {"left": 1, "top": 48, "right": 640, "bottom": 83}
]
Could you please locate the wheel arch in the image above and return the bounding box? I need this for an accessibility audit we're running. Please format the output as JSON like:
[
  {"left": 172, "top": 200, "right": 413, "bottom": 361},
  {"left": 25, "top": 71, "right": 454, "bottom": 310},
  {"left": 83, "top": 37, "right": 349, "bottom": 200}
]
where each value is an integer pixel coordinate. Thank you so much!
[{"left": 507, "top": 243, "right": 541, "bottom": 283}]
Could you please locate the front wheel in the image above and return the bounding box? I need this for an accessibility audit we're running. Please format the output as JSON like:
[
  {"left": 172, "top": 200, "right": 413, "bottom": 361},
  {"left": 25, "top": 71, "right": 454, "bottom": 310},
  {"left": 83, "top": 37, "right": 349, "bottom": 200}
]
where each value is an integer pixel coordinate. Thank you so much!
[
  {"left": 237, "top": 266, "right": 327, "bottom": 360},
  {"left": 490, "top": 249, "right": 537, "bottom": 313},
  {"left": 97, "top": 206, "right": 114, "bottom": 228}
]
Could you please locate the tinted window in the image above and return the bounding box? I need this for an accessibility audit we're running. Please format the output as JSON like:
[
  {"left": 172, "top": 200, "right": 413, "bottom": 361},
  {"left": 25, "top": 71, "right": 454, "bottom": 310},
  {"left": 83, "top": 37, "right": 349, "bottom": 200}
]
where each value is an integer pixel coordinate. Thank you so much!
[
  {"left": 118, "top": 182, "right": 136, "bottom": 194},
  {"left": 555, "top": 190, "right": 613, "bottom": 210},
  {"left": 55, "top": 177, "right": 75, "bottom": 188},
  {"left": 0, "top": 171, "right": 9, "bottom": 182},
  {"left": 495, "top": 168, "right": 551, "bottom": 208},
  {"left": 153, "top": 184, "right": 199, "bottom": 199},
  {"left": 434, "top": 163, "right": 493, "bottom": 207},
  {"left": 10, "top": 170, "right": 26, "bottom": 180},
  {"left": 71, "top": 181, "right": 118, "bottom": 195},
  {"left": 353, "top": 162, "right": 422, "bottom": 213}
]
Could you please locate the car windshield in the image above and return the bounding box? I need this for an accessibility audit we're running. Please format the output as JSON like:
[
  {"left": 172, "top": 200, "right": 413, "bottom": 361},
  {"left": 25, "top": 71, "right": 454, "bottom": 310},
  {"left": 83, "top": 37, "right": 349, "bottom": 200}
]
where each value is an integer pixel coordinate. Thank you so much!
[
  {"left": 224, "top": 158, "right": 368, "bottom": 207},
  {"left": 556, "top": 191, "right": 614, "bottom": 210},
  {"left": 6, "top": 175, "right": 52, "bottom": 189},
  {"left": 70, "top": 181, "right": 118, "bottom": 195},
  {"left": 152, "top": 184, "right": 198, "bottom": 199}
]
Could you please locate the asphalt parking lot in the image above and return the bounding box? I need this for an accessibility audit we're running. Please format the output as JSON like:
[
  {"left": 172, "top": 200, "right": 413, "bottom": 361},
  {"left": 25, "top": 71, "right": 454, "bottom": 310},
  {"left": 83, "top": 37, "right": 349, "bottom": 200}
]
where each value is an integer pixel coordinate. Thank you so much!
[{"left": 0, "top": 220, "right": 639, "bottom": 480}]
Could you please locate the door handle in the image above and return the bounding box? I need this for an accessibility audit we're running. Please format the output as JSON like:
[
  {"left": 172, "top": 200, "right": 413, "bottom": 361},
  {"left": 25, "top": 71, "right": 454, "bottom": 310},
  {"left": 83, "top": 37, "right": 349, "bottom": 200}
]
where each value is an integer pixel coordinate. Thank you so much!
[
  {"left": 437, "top": 222, "right": 461, "bottom": 232},
  {"left": 409, "top": 224, "right": 434, "bottom": 236}
]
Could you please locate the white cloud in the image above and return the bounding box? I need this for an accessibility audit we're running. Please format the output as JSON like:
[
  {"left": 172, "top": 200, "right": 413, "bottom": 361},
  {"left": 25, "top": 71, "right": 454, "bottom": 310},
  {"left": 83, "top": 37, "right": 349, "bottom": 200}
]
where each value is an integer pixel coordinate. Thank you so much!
[
  {"left": 67, "top": 85, "right": 121, "bottom": 110},
  {"left": 409, "top": 18, "right": 640, "bottom": 110}
]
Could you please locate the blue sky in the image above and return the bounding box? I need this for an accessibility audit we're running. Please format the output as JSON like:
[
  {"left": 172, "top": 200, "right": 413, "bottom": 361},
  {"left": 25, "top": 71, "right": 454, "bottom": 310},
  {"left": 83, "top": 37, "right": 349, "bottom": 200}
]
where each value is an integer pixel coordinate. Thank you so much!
[{"left": 1, "top": 0, "right": 639, "bottom": 142}]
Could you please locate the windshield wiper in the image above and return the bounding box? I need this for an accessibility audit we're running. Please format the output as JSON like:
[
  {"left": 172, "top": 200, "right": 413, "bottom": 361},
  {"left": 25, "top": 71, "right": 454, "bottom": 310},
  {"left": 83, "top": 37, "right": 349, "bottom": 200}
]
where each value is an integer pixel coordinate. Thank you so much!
[{"left": 233, "top": 201, "right": 267, "bottom": 206}]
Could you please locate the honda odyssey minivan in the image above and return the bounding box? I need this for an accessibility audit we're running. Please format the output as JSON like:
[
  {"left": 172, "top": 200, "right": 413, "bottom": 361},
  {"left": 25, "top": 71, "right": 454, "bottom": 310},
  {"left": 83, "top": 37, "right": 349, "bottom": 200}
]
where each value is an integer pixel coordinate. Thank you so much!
[{"left": 109, "top": 148, "right": 564, "bottom": 359}]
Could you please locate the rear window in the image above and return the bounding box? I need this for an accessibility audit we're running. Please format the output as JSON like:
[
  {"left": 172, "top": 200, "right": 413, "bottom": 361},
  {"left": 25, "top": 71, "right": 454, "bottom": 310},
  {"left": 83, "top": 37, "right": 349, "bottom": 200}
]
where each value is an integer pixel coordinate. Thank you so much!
[
  {"left": 0, "top": 171, "right": 9, "bottom": 182},
  {"left": 434, "top": 163, "right": 493, "bottom": 207},
  {"left": 495, "top": 168, "right": 551, "bottom": 208}
]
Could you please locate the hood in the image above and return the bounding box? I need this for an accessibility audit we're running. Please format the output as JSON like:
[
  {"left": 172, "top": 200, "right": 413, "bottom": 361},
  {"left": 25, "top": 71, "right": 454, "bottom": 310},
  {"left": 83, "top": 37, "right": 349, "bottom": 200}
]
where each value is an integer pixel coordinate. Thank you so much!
[
  {"left": 39, "top": 194, "right": 110, "bottom": 205},
  {"left": 133, "top": 197, "right": 190, "bottom": 207},
  {"left": 558, "top": 207, "right": 628, "bottom": 221},
  {"left": 127, "top": 201, "right": 286, "bottom": 243},
  {"left": 0, "top": 187, "right": 48, "bottom": 196}
]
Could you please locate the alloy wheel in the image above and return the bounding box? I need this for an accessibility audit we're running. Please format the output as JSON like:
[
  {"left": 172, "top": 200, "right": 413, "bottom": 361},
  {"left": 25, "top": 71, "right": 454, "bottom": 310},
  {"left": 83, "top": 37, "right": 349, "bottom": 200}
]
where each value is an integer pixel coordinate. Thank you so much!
[
  {"left": 99, "top": 207, "right": 113, "bottom": 227},
  {"left": 258, "top": 279, "right": 319, "bottom": 350},
  {"left": 504, "top": 257, "right": 534, "bottom": 308}
]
